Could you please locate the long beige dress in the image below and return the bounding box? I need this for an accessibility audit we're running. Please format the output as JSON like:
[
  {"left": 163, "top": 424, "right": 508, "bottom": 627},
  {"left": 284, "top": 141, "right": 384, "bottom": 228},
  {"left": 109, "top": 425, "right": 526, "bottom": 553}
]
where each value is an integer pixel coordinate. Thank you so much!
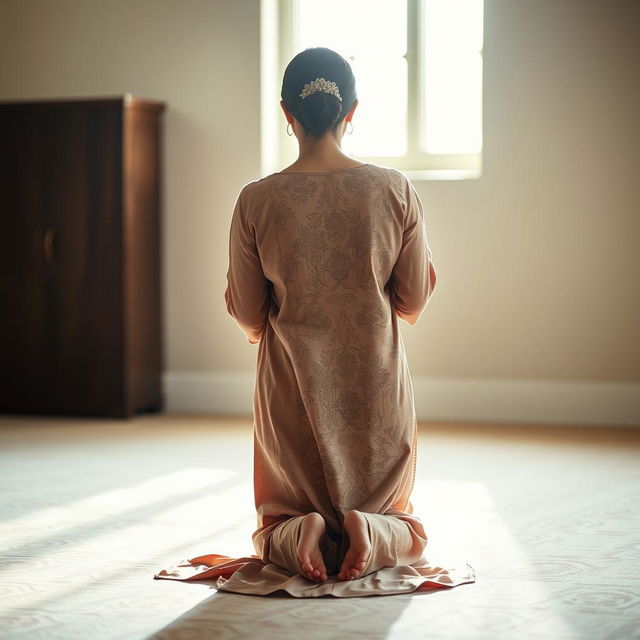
[{"left": 154, "top": 163, "right": 476, "bottom": 596}]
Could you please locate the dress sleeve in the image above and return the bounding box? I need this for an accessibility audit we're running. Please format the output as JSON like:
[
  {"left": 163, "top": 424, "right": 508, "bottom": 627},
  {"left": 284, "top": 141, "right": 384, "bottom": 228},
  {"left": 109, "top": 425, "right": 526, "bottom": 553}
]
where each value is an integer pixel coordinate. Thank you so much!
[
  {"left": 388, "top": 177, "right": 437, "bottom": 326},
  {"left": 224, "top": 188, "right": 271, "bottom": 344}
]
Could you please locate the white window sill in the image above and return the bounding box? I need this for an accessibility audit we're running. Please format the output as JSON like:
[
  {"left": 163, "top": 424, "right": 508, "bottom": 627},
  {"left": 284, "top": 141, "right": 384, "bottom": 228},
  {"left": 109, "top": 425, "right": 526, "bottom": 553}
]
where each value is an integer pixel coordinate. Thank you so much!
[{"left": 404, "top": 168, "right": 482, "bottom": 181}]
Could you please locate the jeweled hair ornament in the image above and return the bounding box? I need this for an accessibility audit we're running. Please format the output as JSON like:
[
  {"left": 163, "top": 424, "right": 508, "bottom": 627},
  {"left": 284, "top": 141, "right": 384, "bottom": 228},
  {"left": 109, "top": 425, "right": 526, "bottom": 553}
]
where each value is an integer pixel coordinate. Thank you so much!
[{"left": 299, "top": 76, "right": 343, "bottom": 102}]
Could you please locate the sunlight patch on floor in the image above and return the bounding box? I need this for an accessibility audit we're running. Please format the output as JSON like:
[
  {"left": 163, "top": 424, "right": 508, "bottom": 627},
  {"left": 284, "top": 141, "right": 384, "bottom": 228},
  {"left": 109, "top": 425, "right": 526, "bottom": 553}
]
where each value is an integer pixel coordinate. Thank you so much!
[
  {"left": 2, "top": 475, "right": 256, "bottom": 615},
  {"left": 405, "top": 479, "right": 577, "bottom": 638},
  {"left": 0, "top": 468, "right": 238, "bottom": 552}
]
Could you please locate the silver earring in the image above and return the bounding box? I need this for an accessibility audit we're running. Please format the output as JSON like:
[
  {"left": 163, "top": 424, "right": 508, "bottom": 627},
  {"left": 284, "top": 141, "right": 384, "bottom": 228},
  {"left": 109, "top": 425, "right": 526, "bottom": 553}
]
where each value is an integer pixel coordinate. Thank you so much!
[
  {"left": 287, "top": 122, "right": 293, "bottom": 136},
  {"left": 347, "top": 121, "right": 354, "bottom": 135}
]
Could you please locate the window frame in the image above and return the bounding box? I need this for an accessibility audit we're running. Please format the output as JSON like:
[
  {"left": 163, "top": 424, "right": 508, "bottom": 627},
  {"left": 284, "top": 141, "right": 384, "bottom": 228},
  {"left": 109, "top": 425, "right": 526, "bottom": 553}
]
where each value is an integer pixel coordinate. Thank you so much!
[{"left": 261, "top": 0, "right": 482, "bottom": 180}]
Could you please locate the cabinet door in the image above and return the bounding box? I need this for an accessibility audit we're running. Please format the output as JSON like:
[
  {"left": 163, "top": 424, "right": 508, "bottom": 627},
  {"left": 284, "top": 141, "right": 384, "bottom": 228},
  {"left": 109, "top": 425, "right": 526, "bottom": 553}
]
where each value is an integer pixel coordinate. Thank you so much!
[
  {"left": 43, "top": 105, "right": 125, "bottom": 416},
  {"left": 0, "top": 108, "right": 48, "bottom": 413},
  {"left": 123, "top": 106, "right": 164, "bottom": 415}
]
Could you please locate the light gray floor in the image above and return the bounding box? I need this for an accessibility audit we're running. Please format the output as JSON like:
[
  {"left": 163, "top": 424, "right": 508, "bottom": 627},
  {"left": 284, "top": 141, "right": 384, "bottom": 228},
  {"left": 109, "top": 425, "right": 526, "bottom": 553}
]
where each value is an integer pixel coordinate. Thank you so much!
[{"left": 0, "top": 414, "right": 638, "bottom": 639}]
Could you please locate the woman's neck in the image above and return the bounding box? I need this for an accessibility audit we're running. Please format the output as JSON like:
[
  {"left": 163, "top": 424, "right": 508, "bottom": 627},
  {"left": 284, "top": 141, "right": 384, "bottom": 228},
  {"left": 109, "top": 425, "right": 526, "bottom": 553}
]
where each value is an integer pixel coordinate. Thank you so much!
[{"left": 287, "top": 131, "right": 360, "bottom": 171}]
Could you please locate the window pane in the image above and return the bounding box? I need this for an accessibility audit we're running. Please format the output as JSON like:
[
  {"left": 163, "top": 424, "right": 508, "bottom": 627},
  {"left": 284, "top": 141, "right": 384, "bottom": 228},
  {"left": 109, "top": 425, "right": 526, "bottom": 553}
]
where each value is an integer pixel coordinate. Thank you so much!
[
  {"left": 296, "top": 0, "right": 406, "bottom": 57},
  {"left": 421, "top": 0, "right": 484, "bottom": 153},
  {"left": 295, "top": 0, "right": 407, "bottom": 157},
  {"left": 343, "top": 56, "right": 407, "bottom": 157},
  {"left": 422, "top": 0, "right": 483, "bottom": 55},
  {"left": 422, "top": 52, "right": 482, "bottom": 153}
]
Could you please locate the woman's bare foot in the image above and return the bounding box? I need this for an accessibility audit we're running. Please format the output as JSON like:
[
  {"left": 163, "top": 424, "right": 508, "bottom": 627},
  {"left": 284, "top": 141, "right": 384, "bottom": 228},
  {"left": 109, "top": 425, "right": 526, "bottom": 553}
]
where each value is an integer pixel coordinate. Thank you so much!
[
  {"left": 296, "top": 512, "right": 328, "bottom": 582},
  {"left": 337, "top": 510, "right": 372, "bottom": 581}
]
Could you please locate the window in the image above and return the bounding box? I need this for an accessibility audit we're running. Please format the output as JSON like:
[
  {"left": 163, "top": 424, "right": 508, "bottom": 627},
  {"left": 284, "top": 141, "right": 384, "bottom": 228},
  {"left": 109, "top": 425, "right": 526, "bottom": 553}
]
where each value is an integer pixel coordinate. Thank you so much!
[{"left": 261, "top": 0, "right": 483, "bottom": 180}]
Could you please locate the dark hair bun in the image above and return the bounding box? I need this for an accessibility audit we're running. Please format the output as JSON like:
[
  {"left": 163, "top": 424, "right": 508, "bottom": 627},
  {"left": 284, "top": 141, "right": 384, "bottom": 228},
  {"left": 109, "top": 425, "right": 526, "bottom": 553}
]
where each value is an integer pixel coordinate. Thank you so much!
[
  {"left": 298, "top": 91, "right": 343, "bottom": 137},
  {"left": 281, "top": 47, "right": 357, "bottom": 138}
]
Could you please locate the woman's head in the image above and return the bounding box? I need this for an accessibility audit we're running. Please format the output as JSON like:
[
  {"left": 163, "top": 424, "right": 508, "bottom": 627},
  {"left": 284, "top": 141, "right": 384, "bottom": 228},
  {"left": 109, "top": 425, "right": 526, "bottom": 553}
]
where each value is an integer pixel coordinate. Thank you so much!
[{"left": 281, "top": 47, "right": 358, "bottom": 138}]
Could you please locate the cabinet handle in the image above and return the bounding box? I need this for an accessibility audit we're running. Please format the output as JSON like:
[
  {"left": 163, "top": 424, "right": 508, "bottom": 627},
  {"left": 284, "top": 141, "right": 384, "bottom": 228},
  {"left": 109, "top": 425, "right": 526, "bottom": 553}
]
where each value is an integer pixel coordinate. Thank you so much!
[{"left": 43, "top": 229, "right": 54, "bottom": 263}]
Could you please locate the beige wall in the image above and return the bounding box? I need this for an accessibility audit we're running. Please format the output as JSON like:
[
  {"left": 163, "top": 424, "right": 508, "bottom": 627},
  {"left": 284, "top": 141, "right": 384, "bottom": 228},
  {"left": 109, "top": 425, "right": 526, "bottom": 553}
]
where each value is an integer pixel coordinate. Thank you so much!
[
  {"left": 1, "top": 0, "right": 638, "bottom": 419},
  {"left": 440, "top": 0, "right": 640, "bottom": 383}
]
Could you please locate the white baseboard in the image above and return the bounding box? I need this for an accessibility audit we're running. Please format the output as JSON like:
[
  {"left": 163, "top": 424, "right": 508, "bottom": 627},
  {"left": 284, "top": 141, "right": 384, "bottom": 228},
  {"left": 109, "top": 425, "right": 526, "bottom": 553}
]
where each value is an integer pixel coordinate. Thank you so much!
[{"left": 164, "top": 371, "right": 640, "bottom": 427}]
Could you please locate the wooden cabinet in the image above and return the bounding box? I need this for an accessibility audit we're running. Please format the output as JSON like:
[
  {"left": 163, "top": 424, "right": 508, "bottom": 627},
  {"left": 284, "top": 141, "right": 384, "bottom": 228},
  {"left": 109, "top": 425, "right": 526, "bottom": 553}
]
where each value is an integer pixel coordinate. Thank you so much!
[{"left": 0, "top": 95, "right": 166, "bottom": 418}]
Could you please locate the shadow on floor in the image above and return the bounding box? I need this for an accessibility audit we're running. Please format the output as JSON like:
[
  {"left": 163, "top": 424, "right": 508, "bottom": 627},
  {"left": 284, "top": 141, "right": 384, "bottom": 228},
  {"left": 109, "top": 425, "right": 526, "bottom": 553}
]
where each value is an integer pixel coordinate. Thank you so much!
[{"left": 146, "top": 585, "right": 437, "bottom": 639}]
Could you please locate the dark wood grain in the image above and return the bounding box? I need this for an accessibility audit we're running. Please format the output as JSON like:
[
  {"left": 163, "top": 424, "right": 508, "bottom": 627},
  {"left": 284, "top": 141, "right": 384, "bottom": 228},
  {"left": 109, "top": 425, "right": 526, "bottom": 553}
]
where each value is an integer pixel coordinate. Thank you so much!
[{"left": 0, "top": 96, "right": 166, "bottom": 418}]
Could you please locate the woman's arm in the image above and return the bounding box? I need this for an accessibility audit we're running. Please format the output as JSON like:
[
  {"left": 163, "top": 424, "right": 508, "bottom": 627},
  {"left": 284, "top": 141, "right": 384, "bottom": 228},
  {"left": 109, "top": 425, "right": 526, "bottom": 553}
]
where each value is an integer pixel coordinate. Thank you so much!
[
  {"left": 224, "top": 188, "right": 271, "bottom": 344},
  {"left": 389, "top": 178, "right": 437, "bottom": 325}
]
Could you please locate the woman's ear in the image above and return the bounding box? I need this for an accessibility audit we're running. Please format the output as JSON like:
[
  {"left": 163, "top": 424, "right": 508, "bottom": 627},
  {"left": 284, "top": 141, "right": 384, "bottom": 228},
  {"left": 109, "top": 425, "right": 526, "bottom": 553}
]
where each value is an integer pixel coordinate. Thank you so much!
[
  {"left": 280, "top": 100, "right": 293, "bottom": 124},
  {"left": 345, "top": 99, "right": 359, "bottom": 122}
]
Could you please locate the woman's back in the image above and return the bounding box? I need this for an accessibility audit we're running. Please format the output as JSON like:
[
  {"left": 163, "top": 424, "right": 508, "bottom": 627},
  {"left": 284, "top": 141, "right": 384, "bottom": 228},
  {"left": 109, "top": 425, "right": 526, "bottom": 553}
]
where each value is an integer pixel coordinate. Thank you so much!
[
  {"left": 226, "top": 162, "right": 435, "bottom": 347},
  {"left": 253, "top": 164, "right": 406, "bottom": 324}
]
